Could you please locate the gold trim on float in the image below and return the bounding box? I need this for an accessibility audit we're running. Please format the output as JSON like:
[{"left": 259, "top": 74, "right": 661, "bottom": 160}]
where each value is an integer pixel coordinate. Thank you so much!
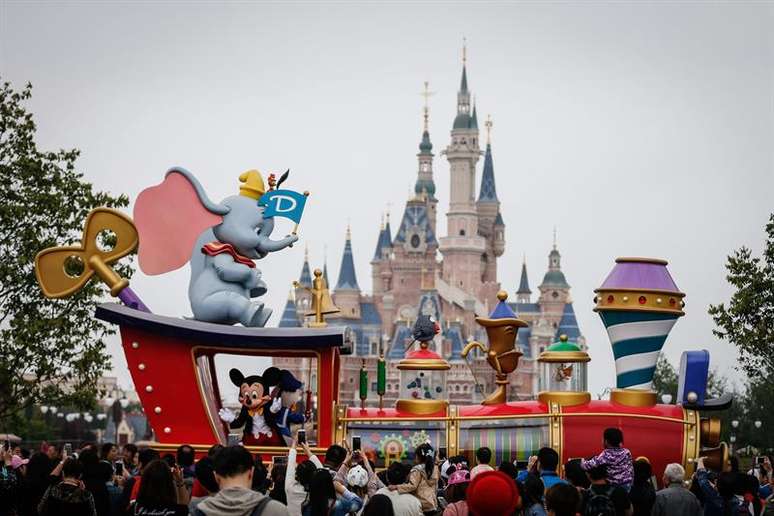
[
  {"left": 537, "top": 352, "right": 591, "bottom": 363},
  {"left": 538, "top": 391, "right": 591, "bottom": 407},
  {"left": 339, "top": 411, "right": 694, "bottom": 425},
  {"left": 700, "top": 417, "right": 722, "bottom": 448},
  {"left": 395, "top": 399, "right": 449, "bottom": 415},
  {"left": 334, "top": 403, "right": 347, "bottom": 445},
  {"left": 396, "top": 359, "right": 451, "bottom": 370},
  {"left": 682, "top": 408, "right": 701, "bottom": 475},
  {"left": 610, "top": 389, "right": 657, "bottom": 408},
  {"left": 593, "top": 288, "right": 685, "bottom": 315},
  {"left": 447, "top": 405, "right": 459, "bottom": 457},
  {"left": 548, "top": 402, "right": 562, "bottom": 459}
]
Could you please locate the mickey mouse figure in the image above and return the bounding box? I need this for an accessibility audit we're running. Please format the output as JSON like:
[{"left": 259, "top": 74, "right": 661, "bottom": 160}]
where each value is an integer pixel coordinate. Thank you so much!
[
  {"left": 218, "top": 367, "right": 285, "bottom": 446},
  {"left": 266, "top": 369, "right": 307, "bottom": 446}
]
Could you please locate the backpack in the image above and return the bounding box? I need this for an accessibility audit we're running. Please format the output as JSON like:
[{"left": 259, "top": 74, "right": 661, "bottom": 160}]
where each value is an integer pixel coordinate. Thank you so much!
[
  {"left": 584, "top": 486, "right": 617, "bottom": 516},
  {"left": 250, "top": 496, "right": 273, "bottom": 516}
]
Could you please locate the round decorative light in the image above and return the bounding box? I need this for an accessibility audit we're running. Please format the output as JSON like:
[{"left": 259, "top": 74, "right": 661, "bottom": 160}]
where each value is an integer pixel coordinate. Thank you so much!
[
  {"left": 622, "top": 296, "right": 629, "bottom": 302},
  {"left": 686, "top": 391, "right": 698, "bottom": 403},
  {"left": 131, "top": 341, "right": 139, "bottom": 349},
  {"left": 163, "top": 427, "right": 171, "bottom": 434},
  {"left": 661, "top": 394, "right": 673, "bottom": 404},
  {"left": 138, "top": 363, "right": 146, "bottom": 371},
  {"left": 656, "top": 298, "right": 662, "bottom": 304},
  {"left": 145, "top": 385, "right": 153, "bottom": 393},
  {"left": 154, "top": 407, "right": 162, "bottom": 414}
]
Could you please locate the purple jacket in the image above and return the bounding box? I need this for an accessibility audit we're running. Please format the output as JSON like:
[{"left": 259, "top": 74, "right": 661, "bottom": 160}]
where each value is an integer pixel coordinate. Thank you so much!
[{"left": 581, "top": 447, "right": 633, "bottom": 486}]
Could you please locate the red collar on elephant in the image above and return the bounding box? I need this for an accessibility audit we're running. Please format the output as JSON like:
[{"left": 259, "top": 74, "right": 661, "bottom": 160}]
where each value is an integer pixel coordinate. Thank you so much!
[{"left": 201, "top": 242, "right": 256, "bottom": 268}]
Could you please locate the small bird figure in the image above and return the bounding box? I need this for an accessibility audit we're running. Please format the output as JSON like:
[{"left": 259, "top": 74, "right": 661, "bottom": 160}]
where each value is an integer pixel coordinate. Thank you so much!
[
  {"left": 554, "top": 364, "right": 574, "bottom": 382},
  {"left": 412, "top": 315, "right": 440, "bottom": 344}
]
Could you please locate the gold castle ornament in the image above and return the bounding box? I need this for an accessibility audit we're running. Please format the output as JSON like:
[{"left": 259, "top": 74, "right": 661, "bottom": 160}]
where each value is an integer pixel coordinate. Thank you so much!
[
  {"left": 294, "top": 268, "right": 340, "bottom": 328},
  {"left": 462, "top": 291, "right": 527, "bottom": 405}
]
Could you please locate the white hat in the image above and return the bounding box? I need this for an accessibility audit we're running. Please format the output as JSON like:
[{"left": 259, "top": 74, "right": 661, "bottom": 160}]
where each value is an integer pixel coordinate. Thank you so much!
[{"left": 346, "top": 465, "right": 369, "bottom": 488}]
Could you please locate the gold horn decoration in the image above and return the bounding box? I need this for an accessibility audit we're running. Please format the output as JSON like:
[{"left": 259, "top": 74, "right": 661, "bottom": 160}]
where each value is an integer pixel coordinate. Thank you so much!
[
  {"left": 461, "top": 291, "right": 527, "bottom": 405},
  {"left": 294, "top": 268, "right": 339, "bottom": 328},
  {"left": 35, "top": 208, "right": 138, "bottom": 298}
]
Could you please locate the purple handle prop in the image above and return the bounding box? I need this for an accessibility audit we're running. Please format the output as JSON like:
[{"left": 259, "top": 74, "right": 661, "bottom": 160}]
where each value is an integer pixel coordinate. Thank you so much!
[{"left": 118, "top": 287, "right": 151, "bottom": 313}]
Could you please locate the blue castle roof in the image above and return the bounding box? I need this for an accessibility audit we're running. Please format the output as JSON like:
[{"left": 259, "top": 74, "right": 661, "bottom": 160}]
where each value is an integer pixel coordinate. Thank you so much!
[
  {"left": 279, "top": 293, "right": 300, "bottom": 328},
  {"left": 556, "top": 303, "right": 581, "bottom": 341},
  {"left": 335, "top": 230, "right": 360, "bottom": 291},
  {"left": 478, "top": 143, "right": 498, "bottom": 202}
]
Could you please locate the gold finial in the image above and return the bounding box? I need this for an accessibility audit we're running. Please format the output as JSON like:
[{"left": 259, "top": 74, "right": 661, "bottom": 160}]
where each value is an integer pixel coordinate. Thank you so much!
[
  {"left": 346, "top": 224, "right": 352, "bottom": 240},
  {"left": 462, "top": 36, "right": 467, "bottom": 65},
  {"left": 304, "top": 243, "right": 309, "bottom": 261},
  {"left": 420, "top": 81, "right": 435, "bottom": 132},
  {"left": 560, "top": 334, "right": 568, "bottom": 342},
  {"left": 523, "top": 252, "right": 526, "bottom": 265},
  {"left": 485, "top": 114, "right": 493, "bottom": 144},
  {"left": 497, "top": 290, "right": 508, "bottom": 302},
  {"left": 238, "top": 170, "right": 266, "bottom": 200},
  {"left": 380, "top": 212, "right": 385, "bottom": 230},
  {"left": 553, "top": 226, "right": 558, "bottom": 250}
]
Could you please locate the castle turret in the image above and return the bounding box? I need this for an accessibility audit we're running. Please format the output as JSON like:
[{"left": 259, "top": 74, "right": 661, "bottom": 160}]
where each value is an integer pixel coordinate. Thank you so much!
[
  {"left": 516, "top": 258, "right": 531, "bottom": 303},
  {"left": 476, "top": 115, "right": 504, "bottom": 282},
  {"left": 439, "top": 46, "right": 487, "bottom": 298},
  {"left": 333, "top": 226, "right": 362, "bottom": 319},
  {"left": 294, "top": 246, "right": 313, "bottom": 315},
  {"left": 538, "top": 231, "right": 571, "bottom": 322}
]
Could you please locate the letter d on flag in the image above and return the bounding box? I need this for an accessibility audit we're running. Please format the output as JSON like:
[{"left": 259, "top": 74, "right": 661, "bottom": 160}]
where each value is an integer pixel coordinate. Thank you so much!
[{"left": 258, "top": 189, "right": 308, "bottom": 224}]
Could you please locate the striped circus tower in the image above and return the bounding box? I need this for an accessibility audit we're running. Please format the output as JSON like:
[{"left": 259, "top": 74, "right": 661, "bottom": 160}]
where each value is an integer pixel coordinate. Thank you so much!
[{"left": 594, "top": 258, "right": 685, "bottom": 398}]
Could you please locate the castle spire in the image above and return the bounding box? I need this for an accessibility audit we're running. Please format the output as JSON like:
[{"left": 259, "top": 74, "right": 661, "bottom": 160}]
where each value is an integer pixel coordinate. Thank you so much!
[
  {"left": 516, "top": 257, "right": 531, "bottom": 303},
  {"left": 336, "top": 226, "right": 360, "bottom": 291},
  {"left": 298, "top": 244, "right": 312, "bottom": 286},
  {"left": 478, "top": 116, "right": 498, "bottom": 202},
  {"left": 323, "top": 245, "right": 330, "bottom": 285},
  {"left": 416, "top": 82, "right": 436, "bottom": 199}
]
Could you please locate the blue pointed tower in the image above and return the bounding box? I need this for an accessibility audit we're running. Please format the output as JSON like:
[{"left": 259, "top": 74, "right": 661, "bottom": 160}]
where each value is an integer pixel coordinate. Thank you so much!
[
  {"left": 476, "top": 114, "right": 505, "bottom": 283},
  {"left": 334, "top": 226, "right": 361, "bottom": 318},
  {"left": 278, "top": 290, "right": 300, "bottom": 328}
]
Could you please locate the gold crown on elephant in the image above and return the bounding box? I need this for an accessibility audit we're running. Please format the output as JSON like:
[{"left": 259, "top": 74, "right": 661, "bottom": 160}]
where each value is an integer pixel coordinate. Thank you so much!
[{"left": 238, "top": 170, "right": 266, "bottom": 200}]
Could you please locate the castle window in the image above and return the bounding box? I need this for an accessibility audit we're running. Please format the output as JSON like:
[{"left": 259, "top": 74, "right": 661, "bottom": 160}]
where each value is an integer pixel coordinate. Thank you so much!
[
  {"left": 459, "top": 229, "right": 465, "bottom": 236},
  {"left": 370, "top": 342, "right": 378, "bottom": 355},
  {"left": 552, "top": 291, "right": 559, "bottom": 299}
]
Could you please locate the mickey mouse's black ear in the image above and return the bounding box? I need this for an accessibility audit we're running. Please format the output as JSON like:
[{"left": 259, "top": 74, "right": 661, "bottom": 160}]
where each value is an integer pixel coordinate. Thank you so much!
[
  {"left": 262, "top": 367, "right": 281, "bottom": 386},
  {"left": 229, "top": 368, "right": 245, "bottom": 387}
]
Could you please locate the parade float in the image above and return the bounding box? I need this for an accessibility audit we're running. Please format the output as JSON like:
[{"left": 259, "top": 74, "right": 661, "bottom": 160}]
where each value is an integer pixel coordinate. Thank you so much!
[{"left": 35, "top": 167, "right": 732, "bottom": 485}]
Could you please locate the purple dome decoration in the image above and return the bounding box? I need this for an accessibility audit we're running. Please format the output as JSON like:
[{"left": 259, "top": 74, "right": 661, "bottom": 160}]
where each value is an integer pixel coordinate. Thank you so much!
[{"left": 599, "top": 257, "right": 682, "bottom": 293}]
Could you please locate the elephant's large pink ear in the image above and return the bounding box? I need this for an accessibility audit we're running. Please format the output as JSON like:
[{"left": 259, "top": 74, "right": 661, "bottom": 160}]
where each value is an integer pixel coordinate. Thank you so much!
[{"left": 134, "top": 168, "right": 225, "bottom": 275}]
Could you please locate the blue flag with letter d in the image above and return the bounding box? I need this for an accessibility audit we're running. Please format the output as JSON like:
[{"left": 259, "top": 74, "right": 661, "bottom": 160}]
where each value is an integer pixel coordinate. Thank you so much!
[{"left": 258, "top": 189, "right": 307, "bottom": 223}]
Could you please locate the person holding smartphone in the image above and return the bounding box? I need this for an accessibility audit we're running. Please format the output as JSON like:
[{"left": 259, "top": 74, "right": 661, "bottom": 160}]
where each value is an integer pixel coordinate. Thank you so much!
[
  {"left": 333, "top": 438, "right": 384, "bottom": 507},
  {"left": 285, "top": 430, "right": 323, "bottom": 516},
  {"left": 0, "top": 443, "right": 22, "bottom": 516}
]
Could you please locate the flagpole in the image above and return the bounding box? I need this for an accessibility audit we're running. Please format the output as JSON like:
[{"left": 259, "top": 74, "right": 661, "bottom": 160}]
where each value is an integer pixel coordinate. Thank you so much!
[{"left": 292, "top": 191, "right": 310, "bottom": 235}]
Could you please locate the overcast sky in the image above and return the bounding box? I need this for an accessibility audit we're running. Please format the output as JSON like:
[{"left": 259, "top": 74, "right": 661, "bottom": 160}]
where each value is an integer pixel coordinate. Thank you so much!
[{"left": 2, "top": 1, "right": 773, "bottom": 399}]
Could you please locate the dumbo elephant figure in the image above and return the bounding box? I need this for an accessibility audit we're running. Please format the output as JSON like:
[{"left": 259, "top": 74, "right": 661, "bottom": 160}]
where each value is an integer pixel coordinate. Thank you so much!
[{"left": 133, "top": 167, "right": 298, "bottom": 326}]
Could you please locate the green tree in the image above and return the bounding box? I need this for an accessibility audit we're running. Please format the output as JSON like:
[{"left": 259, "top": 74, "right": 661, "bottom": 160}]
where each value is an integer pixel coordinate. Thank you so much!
[
  {"left": 0, "top": 80, "right": 132, "bottom": 432},
  {"left": 652, "top": 354, "right": 679, "bottom": 401},
  {"left": 709, "top": 214, "right": 774, "bottom": 378}
]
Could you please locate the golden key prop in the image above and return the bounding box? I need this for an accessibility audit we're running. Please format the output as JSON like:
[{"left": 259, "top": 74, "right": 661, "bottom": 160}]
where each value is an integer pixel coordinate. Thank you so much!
[{"left": 35, "top": 208, "right": 139, "bottom": 299}]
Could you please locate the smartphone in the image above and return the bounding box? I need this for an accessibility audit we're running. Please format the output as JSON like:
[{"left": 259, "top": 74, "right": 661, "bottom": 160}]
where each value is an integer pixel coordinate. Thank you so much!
[
  {"left": 64, "top": 443, "right": 73, "bottom": 458},
  {"left": 352, "top": 435, "right": 361, "bottom": 451},
  {"left": 115, "top": 461, "right": 124, "bottom": 475},
  {"left": 272, "top": 456, "right": 288, "bottom": 467},
  {"left": 758, "top": 456, "right": 766, "bottom": 465},
  {"left": 515, "top": 460, "right": 529, "bottom": 470},
  {"left": 438, "top": 447, "right": 447, "bottom": 461},
  {"left": 298, "top": 429, "right": 306, "bottom": 445}
]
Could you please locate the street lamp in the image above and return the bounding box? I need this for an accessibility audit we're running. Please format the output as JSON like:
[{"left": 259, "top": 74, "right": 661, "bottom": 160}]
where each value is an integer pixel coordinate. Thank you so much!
[
  {"left": 755, "top": 420, "right": 762, "bottom": 429},
  {"left": 119, "top": 397, "right": 130, "bottom": 409},
  {"left": 661, "top": 394, "right": 673, "bottom": 404},
  {"left": 730, "top": 435, "right": 737, "bottom": 443},
  {"left": 732, "top": 420, "right": 739, "bottom": 429},
  {"left": 104, "top": 397, "right": 115, "bottom": 407},
  {"left": 40, "top": 405, "right": 49, "bottom": 414},
  {"left": 49, "top": 406, "right": 57, "bottom": 414}
]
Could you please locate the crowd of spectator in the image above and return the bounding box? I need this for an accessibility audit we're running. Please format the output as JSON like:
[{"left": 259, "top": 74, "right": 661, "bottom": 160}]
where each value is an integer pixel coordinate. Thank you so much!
[{"left": 1, "top": 426, "right": 773, "bottom": 516}]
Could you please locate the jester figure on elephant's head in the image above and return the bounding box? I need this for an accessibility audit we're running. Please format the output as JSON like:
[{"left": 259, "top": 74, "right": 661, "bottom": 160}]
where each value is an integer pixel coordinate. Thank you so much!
[{"left": 133, "top": 168, "right": 298, "bottom": 326}]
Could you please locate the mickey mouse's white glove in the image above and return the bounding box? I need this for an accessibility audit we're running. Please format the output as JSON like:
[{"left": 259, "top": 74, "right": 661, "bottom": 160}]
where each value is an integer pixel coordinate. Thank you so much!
[
  {"left": 270, "top": 397, "right": 282, "bottom": 413},
  {"left": 219, "top": 408, "right": 236, "bottom": 423}
]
